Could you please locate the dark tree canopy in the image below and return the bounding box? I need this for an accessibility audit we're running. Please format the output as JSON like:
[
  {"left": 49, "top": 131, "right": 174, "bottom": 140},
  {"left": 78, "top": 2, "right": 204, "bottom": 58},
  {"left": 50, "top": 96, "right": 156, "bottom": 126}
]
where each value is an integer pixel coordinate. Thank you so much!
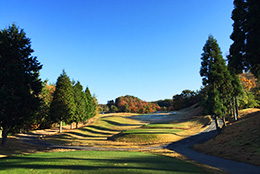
[
  {"left": 246, "top": 0, "right": 260, "bottom": 78},
  {"left": 172, "top": 90, "right": 198, "bottom": 111},
  {"left": 228, "top": 0, "right": 248, "bottom": 74},
  {"left": 228, "top": 0, "right": 260, "bottom": 78},
  {"left": 0, "top": 24, "right": 42, "bottom": 145}
]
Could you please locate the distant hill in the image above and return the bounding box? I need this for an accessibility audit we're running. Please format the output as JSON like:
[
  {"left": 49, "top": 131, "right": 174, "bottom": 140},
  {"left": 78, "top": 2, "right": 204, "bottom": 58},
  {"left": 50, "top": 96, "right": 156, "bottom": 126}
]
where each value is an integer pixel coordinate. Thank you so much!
[{"left": 107, "top": 95, "right": 161, "bottom": 114}]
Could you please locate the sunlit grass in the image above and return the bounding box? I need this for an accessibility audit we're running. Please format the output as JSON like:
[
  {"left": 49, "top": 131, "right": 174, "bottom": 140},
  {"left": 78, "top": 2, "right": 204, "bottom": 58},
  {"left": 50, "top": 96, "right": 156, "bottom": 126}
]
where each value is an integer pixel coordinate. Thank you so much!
[
  {"left": 144, "top": 124, "right": 185, "bottom": 128},
  {"left": 44, "top": 113, "right": 211, "bottom": 147},
  {"left": 44, "top": 113, "right": 147, "bottom": 147},
  {"left": 124, "top": 129, "right": 182, "bottom": 134}
]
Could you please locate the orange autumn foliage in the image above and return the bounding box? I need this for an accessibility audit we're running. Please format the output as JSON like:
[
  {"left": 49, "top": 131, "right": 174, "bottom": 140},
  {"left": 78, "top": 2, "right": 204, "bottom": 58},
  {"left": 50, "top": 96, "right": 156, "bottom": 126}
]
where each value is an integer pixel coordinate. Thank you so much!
[
  {"left": 114, "top": 95, "right": 161, "bottom": 114},
  {"left": 240, "top": 75, "right": 256, "bottom": 91}
]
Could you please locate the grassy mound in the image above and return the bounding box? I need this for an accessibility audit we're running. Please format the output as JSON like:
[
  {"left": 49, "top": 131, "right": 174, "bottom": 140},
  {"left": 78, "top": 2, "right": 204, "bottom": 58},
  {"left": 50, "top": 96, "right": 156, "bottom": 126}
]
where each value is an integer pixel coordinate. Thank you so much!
[
  {"left": 194, "top": 108, "right": 260, "bottom": 166},
  {"left": 0, "top": 150, "right": 208, "bottom": 174}
]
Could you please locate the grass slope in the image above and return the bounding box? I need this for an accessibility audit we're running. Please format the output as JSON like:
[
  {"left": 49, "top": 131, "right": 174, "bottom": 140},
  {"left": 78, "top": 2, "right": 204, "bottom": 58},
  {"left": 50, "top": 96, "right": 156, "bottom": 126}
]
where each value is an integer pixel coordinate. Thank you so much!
[
  {"left": 45, "top": 107, "right": 210, "bottom": 147},
  {"left": 194, "top": 108, "right": 260, "bottom": 166},
  {"left": 45, "top": 113, "right": 146, "bottom": 147},
  {"left": 0, "top": 151, "right": 207, "bottom": 174},
  {"left": 111, "top": 115, "right": 211, "bottom": 144}
]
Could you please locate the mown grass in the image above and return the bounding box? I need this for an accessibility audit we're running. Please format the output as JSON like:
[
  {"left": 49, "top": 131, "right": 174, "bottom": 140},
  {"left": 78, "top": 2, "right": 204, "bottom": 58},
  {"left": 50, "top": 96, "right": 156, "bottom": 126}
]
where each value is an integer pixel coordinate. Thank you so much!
[
  {"left": 44, "top": 113, "right": 147, "bottom": 147},
  {"left": 44, "top": 113, "right": 211, "bottom": 147},
  {"left": 144, "top": 124, "right": 185, "bottom": 128},
  {"left": 0, "top": 150, "right": 208, "bottom": 174},
  {"left": 124, "top": 129, "right": 182, "bottom": 134},
  {"left": 111, "top": 115, "right": 211, "bottom": 144}
]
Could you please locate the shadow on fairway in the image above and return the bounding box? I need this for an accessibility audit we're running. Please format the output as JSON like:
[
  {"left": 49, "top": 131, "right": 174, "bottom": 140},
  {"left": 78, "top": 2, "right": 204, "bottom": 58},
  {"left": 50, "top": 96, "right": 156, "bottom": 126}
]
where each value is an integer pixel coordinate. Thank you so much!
[{"left": 0, "top": 152, "right": 204, "bottom": 173}]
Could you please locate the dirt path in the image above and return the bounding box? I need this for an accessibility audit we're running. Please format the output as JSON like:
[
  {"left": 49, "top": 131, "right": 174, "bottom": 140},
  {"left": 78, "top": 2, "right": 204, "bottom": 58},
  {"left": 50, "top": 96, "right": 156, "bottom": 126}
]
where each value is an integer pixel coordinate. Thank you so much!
[{"left": 166, "top": 120, "right": 260, "bottom": 174}]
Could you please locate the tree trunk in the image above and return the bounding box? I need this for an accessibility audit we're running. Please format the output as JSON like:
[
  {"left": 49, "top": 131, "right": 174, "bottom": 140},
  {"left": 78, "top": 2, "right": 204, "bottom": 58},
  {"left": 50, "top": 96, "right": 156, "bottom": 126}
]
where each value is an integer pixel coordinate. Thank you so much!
[
  {"left": 214, "top": 115, "right": 220, "bottom": 131},
  {"left": 1, "top": 126, "right": 8, "bottom": 145},
  {"left": 59, "top": 121, "right": 62, "bottom": 133},
  {"left": 76, "top": 122, "right": 78, "bottom": 129},
  {"left": 233, "top": 98, "right": 238, "bottom": 121},
  {"left": 235, "top": 96, "right": 239, "bottom": 120},
  {"left": 222, "top": 115, "right": 226, "bottom": 127},
  {"left": 229, "top": 101, "right": 233, "bottom": 117},
  {"left": 71, "top": 123, "right": 73, "bottom": 129}
]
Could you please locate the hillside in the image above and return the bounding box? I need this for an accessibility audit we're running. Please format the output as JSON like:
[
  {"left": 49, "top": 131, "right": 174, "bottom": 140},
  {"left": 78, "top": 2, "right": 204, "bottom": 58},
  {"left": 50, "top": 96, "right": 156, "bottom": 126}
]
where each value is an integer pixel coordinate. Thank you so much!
[
  {"left": 194, "top": 108, "right": 260, "bottom": 166},
  {"left": 107, "top": 95, "right": 161, "bottom": 113}
]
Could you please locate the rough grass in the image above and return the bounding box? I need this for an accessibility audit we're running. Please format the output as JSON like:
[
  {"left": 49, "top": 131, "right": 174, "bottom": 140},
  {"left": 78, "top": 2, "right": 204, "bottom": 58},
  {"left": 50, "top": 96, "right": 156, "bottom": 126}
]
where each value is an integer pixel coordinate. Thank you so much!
[
  {"left": 0, "top": 150, "right": 209, "bottom": 174},
  {"left": 194, "top": 108, "right": 260, "bottom": 166}
]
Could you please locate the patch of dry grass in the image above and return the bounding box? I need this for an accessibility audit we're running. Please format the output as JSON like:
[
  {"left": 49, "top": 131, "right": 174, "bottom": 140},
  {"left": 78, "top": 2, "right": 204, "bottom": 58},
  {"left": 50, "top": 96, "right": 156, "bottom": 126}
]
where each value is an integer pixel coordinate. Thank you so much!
[{"left": 194, "top": 108, "right": 260, "bottom": 166}]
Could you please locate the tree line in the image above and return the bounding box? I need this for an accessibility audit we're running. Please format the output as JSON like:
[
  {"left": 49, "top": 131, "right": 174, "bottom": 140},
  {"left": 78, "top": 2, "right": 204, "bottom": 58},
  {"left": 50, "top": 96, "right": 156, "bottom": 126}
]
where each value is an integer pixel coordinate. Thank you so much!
[
  {"left": 200, "top": 0, "right": 260, "bottom": 130},
  {"left": 0, "top": 24, "right": 97, "bottom": 145},
  {"left": 105, "top": 95, "right": 161, "bottom": 114}
]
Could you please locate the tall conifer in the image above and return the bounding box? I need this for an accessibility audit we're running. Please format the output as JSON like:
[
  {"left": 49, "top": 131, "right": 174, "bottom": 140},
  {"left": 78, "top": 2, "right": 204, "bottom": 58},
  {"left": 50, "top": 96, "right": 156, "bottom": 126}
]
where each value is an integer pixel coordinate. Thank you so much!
[
  {"left": 200, "top": 35, "right": 229, "bottom": 130},
  {"left": 85, "top": 87, "right": 96, "bottom": 119},
  {"left": 50, "top": 70, "right": 75, "bottom": 133},
  {"left": 0, "top": 24, "right": 42, "bottom": 145},
  {"left": 228, "top": 0, "right": 248, "bottom": 73},
  {"left": 72, "top": 81, "right": 86, "bottom": 128},
  {"left": 229, "top": 0, "right": 260, "bottom": 78}
]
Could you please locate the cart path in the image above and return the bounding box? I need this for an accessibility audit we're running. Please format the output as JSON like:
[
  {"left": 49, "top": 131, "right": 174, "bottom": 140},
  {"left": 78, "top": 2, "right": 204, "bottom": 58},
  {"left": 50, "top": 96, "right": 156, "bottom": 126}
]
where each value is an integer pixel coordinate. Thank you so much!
[{"left": 166, "top": 120, "right": 260, "bottom": 174}]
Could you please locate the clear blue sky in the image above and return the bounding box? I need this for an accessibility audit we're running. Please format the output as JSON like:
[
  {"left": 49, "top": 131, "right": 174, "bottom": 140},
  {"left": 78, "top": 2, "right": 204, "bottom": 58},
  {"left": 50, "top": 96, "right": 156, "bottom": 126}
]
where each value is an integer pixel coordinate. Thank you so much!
[{"left": 0, "top": 0, "right": 234, "bottom": 104}]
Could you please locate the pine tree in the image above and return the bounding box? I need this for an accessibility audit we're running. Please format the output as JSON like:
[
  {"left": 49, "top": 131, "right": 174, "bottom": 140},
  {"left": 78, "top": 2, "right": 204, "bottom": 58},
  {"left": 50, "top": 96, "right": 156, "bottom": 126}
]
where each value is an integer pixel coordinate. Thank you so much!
[
  {"left": 246, "top": 0, "right": 260, "bottom": 78},
  {"left": 230, "top": 72, "right": 244, "bottom": 120},
  {"left": 218, "top": 69, "right": 233, "bottom": 126},
  {"left": 49, "top": 70, "right": 76, "bottom": 133},
  {"left": 85, "top": 87, "right": 96, "bottom": 119},
  {"left": 200, "top": 35, "right": 229, "bottom": 131},
  {"left": 228, "top": 0, "right": 260, "bottom": 78},
  {"left": 0, "top": 24, "right": 42, "bottom": 145},
  {"left": 72, "top": 81, "right": 86, "bottom": 128},
  {"left": 228, "top": 0, "right": 248, "bottom": 74}
]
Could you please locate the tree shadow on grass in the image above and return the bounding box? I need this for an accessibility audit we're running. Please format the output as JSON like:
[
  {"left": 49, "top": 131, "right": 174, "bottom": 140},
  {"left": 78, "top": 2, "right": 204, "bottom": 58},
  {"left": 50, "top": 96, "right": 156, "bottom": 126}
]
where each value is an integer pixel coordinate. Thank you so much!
[
  {"left": 78, "top": 128, "right": 114, "bottom": 136},
  {"left": 87, "top": 125, "right": 119, "bottom": 132},
  {"left": 0, "top": 154, "right": 203, "bottom": 173},
  {"left": 103, "top": 120, "right": 143, "bottom": 127},
  {"left": 66, "top": 131, "right": 112, "bottom": 138}
]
